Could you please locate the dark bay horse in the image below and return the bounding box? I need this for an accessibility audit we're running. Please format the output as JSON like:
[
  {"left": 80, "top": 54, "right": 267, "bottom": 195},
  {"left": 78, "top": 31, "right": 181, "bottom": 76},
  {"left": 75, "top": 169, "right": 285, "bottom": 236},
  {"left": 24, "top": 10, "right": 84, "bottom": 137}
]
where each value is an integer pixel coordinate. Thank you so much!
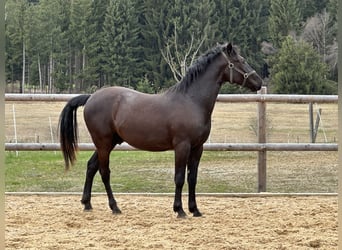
[{"left": 59, "top": 43, "right": 263, "bottom": 217}]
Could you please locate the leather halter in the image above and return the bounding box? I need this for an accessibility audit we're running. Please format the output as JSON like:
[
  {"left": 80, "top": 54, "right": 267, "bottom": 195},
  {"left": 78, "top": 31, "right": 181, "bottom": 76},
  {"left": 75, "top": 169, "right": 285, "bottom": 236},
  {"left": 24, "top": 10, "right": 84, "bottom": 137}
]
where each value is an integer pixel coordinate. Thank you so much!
[{"left": 221, "top": 52, "right": 256, "bottom": 87}]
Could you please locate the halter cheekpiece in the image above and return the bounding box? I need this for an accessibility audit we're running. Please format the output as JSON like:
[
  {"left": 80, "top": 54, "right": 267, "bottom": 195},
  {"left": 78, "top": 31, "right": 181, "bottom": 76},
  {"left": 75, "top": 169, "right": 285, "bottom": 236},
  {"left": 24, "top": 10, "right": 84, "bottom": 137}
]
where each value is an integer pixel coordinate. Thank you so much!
[{"left": 221, "top": 52, "right": 256, "bottom": 87}]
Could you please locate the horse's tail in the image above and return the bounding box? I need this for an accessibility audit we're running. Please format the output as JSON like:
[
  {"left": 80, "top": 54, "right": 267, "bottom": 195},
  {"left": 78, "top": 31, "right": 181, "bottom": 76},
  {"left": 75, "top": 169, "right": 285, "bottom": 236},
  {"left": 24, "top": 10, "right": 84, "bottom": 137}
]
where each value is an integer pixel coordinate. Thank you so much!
[{"left": 59, "top": 94, "right": 91, "bottom": 170}]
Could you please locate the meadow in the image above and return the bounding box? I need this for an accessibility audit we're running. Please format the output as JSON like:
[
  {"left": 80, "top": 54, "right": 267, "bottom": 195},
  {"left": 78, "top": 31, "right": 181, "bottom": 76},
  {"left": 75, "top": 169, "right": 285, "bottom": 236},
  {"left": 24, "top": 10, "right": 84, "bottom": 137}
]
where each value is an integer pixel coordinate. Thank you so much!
[{"left": 5, "top": 101, "right": 338, "bottom": 193}]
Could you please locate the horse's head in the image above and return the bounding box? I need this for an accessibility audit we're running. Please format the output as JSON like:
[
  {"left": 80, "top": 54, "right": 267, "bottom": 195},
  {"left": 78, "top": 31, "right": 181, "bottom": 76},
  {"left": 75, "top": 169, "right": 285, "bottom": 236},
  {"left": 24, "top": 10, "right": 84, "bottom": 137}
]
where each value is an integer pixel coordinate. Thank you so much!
[{"left": 221, "top": 43, "right": 263, "bottom": 92}]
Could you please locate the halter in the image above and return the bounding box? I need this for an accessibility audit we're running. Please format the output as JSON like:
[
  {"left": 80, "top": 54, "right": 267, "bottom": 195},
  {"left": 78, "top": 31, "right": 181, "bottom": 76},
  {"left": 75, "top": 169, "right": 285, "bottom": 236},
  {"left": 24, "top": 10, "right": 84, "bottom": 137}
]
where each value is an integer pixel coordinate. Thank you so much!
[{"left": 221, "top": 52, "right": 256, "bottom": 87}]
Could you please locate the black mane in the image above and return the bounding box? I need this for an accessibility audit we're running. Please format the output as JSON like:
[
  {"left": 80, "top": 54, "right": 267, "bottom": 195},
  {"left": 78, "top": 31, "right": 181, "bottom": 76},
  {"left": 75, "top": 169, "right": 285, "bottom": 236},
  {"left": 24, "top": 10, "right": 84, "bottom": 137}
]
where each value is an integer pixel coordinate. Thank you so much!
[{"left": 165, "top": 45, "right": 224, "bottom": 94}]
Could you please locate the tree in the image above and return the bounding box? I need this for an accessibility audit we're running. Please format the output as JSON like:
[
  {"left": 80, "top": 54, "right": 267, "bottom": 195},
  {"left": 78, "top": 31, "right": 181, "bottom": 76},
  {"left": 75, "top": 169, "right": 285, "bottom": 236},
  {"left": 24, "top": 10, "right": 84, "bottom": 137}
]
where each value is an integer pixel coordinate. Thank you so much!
[
  {"left": 160, "top": 0, "right": 214, "bottom": 81},
  {"left": 68, "top": 0, "right": 92, "bottom": 92},
  {"left": 211, "top": 0, "right": 270, "bottom": 81},
  {"left": 302, "top": 10, "right": 334, "bottom": 62},
  {"left": 5, "top": 0, "right": 29, "bottom": 93},
  {"left": 297, "top": 0, "right": 329, "bottom": 20},
  {"left": 268, "top": 0, "right": 302, "bottom": 48},
  {"left": 270, "top": 36, "right": 334, "bottom": 94},
  {"left": 83, "top": 0, "right": 109, "bottom": 89},
  {"left": 302, "top": 9, "right": 337, "bottom": 81},
  {"left": 6, "top": 0, "right": 335, "bottom": 94},
  {"left": 34, "top": 0, "right": 72, "bottom": 93},
  {"left": 103, "top": 0, "right": 142, "bottom": 88},
  {"left": 139, "top": 1, "right": 174, "bottom": 91}
]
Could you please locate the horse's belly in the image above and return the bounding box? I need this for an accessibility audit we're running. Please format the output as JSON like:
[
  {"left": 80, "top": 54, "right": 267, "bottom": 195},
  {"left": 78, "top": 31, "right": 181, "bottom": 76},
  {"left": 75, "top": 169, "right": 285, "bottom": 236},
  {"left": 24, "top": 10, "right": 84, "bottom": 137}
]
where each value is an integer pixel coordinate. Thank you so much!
[
  {"left": 116, "top": 122, "right": 173, "bottom": 151},
  {"left": 128, "top": 141, "right": 172, "bottom": 151},
  {"left": 124, "top": 136, "right": 173, "bottom": 151}
]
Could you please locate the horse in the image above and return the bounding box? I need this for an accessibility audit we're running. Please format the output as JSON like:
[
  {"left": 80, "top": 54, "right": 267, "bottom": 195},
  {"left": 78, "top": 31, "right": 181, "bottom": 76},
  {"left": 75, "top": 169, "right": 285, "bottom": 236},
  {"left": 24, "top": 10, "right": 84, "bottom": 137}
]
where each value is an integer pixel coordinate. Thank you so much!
[{"left": 59, "top": 43, "right": 263, "bottom": 218}]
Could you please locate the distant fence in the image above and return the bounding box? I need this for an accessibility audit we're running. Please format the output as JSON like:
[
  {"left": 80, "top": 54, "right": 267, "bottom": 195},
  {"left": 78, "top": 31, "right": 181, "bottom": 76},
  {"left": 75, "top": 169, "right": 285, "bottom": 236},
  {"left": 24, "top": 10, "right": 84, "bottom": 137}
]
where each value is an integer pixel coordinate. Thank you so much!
[{"left": 5, "top": 87, "right": 338, "bottom": 192}]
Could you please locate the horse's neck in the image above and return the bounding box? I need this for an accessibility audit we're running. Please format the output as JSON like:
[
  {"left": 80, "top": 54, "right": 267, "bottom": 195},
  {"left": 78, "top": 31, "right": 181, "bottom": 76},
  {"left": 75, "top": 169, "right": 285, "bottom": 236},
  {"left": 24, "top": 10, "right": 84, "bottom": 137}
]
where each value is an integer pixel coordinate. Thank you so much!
[{"left": 187, "top": 65, "right": 223, "bottom": 116}]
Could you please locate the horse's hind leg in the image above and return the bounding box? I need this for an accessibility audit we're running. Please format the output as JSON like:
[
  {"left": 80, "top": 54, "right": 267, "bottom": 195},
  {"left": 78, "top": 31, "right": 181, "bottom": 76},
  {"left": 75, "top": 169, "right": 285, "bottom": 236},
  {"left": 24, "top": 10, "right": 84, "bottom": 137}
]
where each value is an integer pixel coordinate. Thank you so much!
[
  {"left": 81, "top": 152, "right": 99, "bottom": 211},
  {"left": 97, "top": 147, "right": 121, "bottom": 214}
]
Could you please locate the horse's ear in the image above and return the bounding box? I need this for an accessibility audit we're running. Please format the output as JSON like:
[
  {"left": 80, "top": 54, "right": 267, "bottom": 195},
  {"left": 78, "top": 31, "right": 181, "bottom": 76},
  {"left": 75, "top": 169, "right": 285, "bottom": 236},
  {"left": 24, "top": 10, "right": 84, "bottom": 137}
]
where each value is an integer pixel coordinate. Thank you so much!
[{"left": 226, "top": 42, "right": 233, "bottom": 55}]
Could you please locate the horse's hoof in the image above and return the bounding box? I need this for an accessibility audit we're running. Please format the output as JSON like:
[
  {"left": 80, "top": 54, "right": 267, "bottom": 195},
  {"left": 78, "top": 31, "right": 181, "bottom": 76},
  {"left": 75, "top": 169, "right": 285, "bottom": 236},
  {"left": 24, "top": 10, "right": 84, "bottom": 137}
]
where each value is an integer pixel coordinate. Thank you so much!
[
  {"left": 177, "top": 211, "right": 187, "bottom": 219},
  {"left": 112, "top": 207, "right": 122, "bottom": 214},
  {"left": 193, "top": 210, "right": 202, "bottom": 217},
  {"left": 83, "top": 204, "right": 93, "bottom": 211},
  {"left": 81, "top": 199, "right": 92, "bottom": 210}
]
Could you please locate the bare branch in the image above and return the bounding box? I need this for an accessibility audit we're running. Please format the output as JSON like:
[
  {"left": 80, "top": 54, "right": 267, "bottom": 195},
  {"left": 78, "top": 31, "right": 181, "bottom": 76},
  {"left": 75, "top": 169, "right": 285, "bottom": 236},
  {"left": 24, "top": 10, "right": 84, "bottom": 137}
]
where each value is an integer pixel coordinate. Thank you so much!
[
  {"left": 161, "top": 22, "right": 207, "bottom": 82},
  {"left": 182, "top": 34, "right": 194, "bottom": 76},
  {"left": 190, "top": 33, "right": 206, "bottom": 66},
  {"left": 160, "top": 43, "right": 182, "bottom": 82}
]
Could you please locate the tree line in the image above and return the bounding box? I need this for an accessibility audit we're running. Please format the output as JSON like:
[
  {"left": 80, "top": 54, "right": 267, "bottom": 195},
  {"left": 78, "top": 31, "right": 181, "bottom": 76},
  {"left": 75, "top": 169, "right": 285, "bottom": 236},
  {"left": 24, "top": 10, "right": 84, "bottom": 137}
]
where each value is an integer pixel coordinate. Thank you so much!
[{"left": 5, "top": 0, "right": 338, "bottom": 94}]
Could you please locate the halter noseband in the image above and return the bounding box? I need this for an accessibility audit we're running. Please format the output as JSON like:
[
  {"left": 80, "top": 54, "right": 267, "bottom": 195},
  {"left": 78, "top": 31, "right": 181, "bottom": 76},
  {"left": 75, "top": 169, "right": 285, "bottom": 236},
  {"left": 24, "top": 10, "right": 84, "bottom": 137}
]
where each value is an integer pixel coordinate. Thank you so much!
[{"left": 221, "top": 52, "right": 256, "bottom": 87}]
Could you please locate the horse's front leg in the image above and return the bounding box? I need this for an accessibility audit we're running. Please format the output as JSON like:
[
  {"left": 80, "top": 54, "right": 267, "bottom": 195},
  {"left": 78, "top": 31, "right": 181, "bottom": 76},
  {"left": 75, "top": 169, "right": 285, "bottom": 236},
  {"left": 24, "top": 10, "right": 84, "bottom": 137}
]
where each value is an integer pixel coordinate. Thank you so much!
[
  {"left": 173, "top": 143, "right": 191, "bottom": 218},
  {"left": 187, "top": 145, "right": 203, "bottom": 217},
  {"left": 81, "top": 151, "right": 99, "bottom": 211}
]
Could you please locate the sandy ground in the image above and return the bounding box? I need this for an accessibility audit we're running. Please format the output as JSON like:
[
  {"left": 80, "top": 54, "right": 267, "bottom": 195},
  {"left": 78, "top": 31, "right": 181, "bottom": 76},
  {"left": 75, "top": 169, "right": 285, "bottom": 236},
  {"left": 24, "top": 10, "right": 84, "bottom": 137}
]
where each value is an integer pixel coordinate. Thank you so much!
[{"left": 5, "top": 194, "right": 337, "bottom": 249}]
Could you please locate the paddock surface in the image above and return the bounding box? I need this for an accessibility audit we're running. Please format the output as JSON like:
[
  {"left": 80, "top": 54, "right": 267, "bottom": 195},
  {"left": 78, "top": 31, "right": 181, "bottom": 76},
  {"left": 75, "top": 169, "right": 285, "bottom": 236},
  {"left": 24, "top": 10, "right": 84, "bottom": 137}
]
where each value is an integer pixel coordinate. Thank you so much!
[{"left": 5, "top": 194, "right": 337, "bottom": 249}]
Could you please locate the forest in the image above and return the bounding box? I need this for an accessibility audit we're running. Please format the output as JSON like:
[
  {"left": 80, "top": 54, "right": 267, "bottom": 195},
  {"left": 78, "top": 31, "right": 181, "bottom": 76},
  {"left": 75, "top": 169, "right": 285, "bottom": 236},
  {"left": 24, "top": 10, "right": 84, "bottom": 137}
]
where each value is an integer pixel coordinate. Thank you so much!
[{"left": 5, "top": 0, "right": 338, "bottom": 94}]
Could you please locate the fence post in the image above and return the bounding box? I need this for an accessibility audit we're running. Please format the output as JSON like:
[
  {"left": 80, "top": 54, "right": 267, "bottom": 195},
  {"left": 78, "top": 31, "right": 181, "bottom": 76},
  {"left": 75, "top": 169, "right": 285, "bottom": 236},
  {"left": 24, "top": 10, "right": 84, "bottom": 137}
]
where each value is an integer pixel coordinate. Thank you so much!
[
  {"left": 12, "top": 104, "right": 19, "bottom": 156},
  {"left": 309, "top": 102, "right": 314, "bottom": 142},
  {"left": 257, "top": 86, "right": 267, "bottom": 192}
]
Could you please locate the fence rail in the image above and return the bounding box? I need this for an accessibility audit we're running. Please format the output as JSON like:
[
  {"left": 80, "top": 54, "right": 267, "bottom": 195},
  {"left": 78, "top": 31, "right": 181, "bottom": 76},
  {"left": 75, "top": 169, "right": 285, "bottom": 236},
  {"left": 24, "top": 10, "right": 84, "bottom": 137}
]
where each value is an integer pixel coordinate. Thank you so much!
[
  {"left": 5, "top": 88, "right": 338, "bottom": 192},
  {"left": 5, "top": 93, "right": 338, "bottom": 103},
  {"left": 4, "top": 142, "right": 338, "bottom": 152}
]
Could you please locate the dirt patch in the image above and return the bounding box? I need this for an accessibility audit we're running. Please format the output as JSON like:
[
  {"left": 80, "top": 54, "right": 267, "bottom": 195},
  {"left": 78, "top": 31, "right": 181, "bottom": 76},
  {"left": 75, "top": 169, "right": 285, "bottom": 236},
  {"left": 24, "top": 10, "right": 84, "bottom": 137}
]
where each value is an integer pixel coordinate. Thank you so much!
[{"left": 5, "top": 194, "right": 337, "bottom": 249}]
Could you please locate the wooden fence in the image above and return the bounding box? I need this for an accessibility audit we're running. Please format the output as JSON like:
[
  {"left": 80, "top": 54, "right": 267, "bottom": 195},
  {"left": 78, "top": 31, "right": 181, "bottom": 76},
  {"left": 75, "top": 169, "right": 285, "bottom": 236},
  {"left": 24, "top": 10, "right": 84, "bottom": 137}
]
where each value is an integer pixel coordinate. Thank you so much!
[{"left": 5, "top": 87, "right": 338, "bottom": 192}]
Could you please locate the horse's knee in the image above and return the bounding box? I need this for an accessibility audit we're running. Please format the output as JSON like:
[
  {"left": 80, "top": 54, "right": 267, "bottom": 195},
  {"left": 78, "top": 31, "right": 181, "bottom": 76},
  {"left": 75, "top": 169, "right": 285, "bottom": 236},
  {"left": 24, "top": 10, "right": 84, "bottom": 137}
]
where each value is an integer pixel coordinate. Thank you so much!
[
  {"left": 174, "top": 171, "right": 185, "bottom": 187},
  {"left": 99, "top": 167, "right": 111, "bottom": 181}
]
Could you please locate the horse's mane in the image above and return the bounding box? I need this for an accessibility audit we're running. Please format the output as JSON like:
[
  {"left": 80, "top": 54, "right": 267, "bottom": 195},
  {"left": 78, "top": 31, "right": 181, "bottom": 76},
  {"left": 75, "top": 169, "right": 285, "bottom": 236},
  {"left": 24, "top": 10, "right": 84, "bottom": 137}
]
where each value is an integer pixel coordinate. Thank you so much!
[{"left": 165, "top": 44, "right": 225, "bottom": 94}]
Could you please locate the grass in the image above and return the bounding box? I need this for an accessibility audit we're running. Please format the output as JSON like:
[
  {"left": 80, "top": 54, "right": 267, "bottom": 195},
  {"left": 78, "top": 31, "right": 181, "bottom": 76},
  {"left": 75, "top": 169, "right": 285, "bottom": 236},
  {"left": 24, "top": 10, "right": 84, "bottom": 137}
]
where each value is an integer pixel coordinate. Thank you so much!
[
  {"left": 5, "top": 151, "right": 254, "bottom": 193},
  {"left": 5, "top": 101, "right": 338, "bottom": 193},
  {"left": 5, "top": 150, "right": 337, "bottom": 193}
]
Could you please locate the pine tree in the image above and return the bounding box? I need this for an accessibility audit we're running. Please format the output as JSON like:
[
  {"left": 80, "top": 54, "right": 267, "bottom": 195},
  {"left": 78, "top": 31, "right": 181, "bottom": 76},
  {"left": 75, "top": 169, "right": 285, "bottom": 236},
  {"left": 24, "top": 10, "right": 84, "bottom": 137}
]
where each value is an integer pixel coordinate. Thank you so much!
[
  {"left": 270, "top": 36, "right": 332, "bottom": 94},
  {"left": 103, "top": 0, "right": 142, "bottom": 88},
  {"left": 69, "top": 0, "right": 92, "bottom": 92},
  {"left": 5, "top": 0, "right": 29, "bottom": 92},
  {"left": 140, "top": 0, "right": 173, "bottom": 91},
  {"left": 268, "top": 0, "right": 302, "bottom": 48},
  {"left": 83, "top": 0, "right": 109, "bottom": 89}
]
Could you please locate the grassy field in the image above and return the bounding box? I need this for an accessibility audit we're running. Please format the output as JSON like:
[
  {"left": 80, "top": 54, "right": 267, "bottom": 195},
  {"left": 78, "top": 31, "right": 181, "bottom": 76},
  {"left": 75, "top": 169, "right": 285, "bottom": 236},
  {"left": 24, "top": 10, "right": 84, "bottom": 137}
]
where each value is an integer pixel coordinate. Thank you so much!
[{"left": 5, "top": 101, "right": 338, "bottom": 193}]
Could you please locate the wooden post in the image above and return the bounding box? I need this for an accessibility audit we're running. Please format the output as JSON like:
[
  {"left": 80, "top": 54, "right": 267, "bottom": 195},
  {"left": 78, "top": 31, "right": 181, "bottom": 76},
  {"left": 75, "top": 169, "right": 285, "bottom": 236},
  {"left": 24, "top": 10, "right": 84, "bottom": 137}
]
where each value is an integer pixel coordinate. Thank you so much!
[
  {"left": 309, "top": 103, "right": 322, "bottom": 143},
  {"left": 257, "top": 86, "right": 267, "bottom": 192},
  {"left": 314, "top": 108, "right": 322, "bottom": 142},
  {"left": 309, "top": 102, "right": 314, "bottom": 142}
]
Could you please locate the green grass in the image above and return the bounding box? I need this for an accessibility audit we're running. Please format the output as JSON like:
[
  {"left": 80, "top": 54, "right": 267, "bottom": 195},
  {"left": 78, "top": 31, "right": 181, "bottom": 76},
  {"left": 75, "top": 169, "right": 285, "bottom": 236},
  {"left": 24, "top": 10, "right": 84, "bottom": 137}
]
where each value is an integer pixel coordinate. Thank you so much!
[
  {"left": 5, "top": 150, "right": 338, "bottom": 193},
  {"left": 5, "top": 151, "right": 257, "bottom": 193}
]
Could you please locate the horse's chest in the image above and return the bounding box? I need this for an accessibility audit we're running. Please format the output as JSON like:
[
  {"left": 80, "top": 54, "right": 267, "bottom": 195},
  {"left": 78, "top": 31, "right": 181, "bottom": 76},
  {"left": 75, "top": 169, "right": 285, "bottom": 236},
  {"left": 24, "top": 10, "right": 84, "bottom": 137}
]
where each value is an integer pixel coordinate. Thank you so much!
[
  {"left": 176, "top": 116, "right": 211, "bottom": 139},
  {"left": 194, "top": 121, "right": 211, "bottom": 139}
]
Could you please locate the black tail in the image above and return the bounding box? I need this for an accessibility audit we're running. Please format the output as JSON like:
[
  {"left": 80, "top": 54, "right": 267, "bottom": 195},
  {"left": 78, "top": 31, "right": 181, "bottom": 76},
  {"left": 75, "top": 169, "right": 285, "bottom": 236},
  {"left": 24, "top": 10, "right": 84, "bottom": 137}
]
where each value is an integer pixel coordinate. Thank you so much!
[{"left": 59, "top": 94, "right": 91, "bottom": 170}]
